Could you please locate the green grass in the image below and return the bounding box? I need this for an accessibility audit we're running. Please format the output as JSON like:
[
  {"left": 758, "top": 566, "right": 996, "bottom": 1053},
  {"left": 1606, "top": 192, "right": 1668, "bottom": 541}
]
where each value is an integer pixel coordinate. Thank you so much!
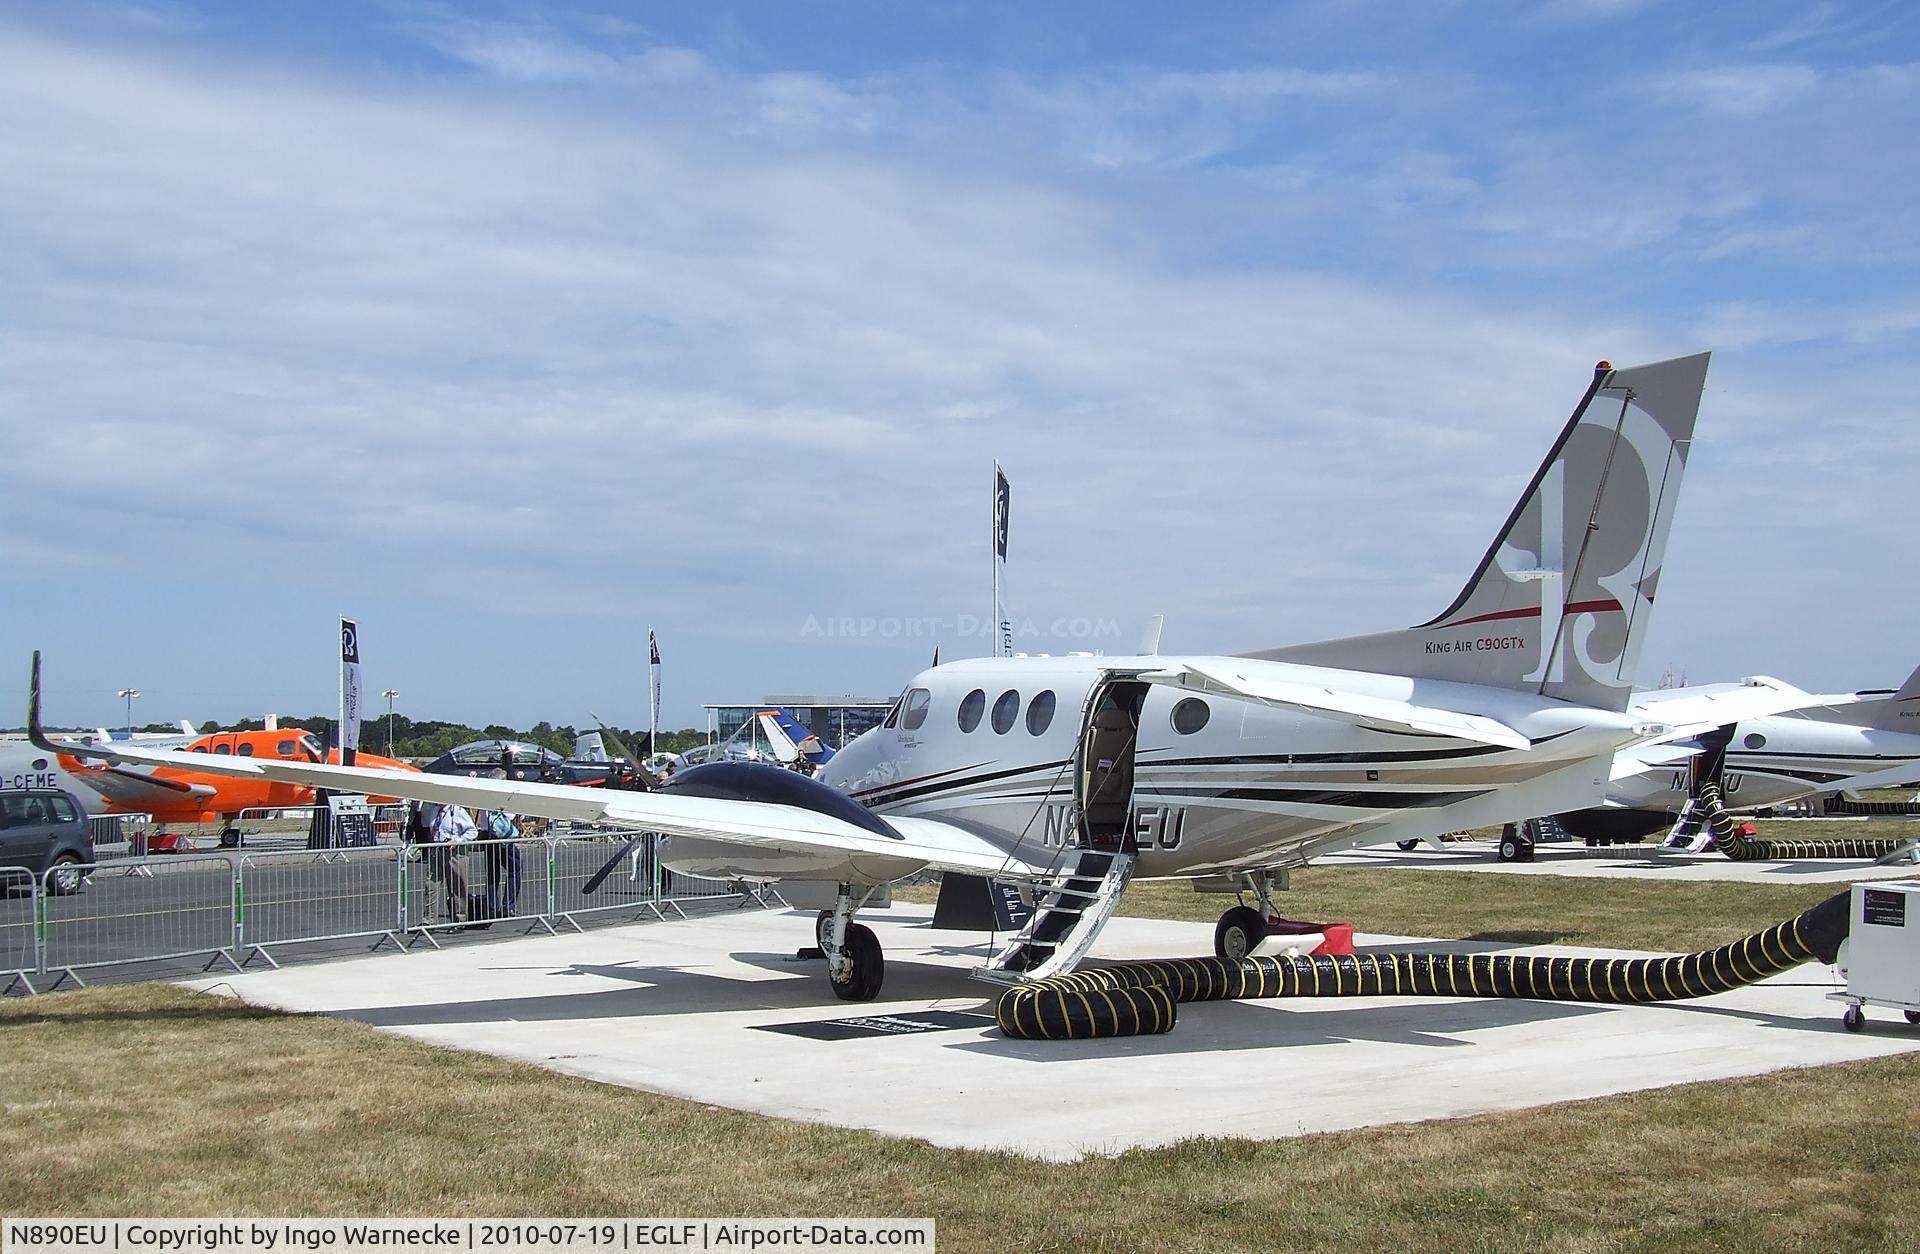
[
  {"left": 2, "top": 983, "right": 1916, "bottom": 1252},
  {"left": 1118, "top": 868, "right": 1847, "bottom": 952},
  {"left": 901, "top": 863, "right": 1845, "bottom": 952}
]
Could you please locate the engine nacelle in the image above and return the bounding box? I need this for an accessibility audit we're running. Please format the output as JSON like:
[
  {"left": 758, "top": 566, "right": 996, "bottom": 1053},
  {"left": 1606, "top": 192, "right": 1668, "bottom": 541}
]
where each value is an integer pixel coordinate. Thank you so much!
[
  {"left": 657, "top": 835, "right": 924, "bottom": 884},
  {"left": 654, "top": 760, "right": 926, "bottom": 884}
]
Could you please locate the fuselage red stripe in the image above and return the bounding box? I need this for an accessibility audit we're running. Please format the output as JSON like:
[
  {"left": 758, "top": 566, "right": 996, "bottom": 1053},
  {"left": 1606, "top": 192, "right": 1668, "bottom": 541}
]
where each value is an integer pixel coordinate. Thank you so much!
[{"left": 1435, "top": 597, "right": 1624, "bottom": 630}]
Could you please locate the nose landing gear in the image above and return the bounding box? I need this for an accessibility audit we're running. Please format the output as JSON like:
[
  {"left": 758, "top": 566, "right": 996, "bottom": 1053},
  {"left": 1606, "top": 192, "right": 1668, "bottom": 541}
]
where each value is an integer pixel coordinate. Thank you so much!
[{"left": 822, "top": 883, "right": 885, "bottom": 1002}]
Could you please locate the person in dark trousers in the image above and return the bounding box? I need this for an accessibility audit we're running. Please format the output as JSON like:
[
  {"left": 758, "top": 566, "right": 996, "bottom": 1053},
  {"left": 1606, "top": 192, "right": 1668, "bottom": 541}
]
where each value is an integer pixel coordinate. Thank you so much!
[
  {"left": 481, "top": 808, "right": 523, "bottom": 917},
  {"left": 428, "top": 801, "right": 478, "bottom": 924}
]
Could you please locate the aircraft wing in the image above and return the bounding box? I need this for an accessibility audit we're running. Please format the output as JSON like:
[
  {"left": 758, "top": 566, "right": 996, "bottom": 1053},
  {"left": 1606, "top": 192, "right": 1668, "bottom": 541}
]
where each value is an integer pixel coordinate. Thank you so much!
[
  {"left": 1608, "top": 741, "right": 1699, "bottom": 783},
  {"left": 64, "top": 762, "right": 219, "bottom": 807},
  {"left": 1625, "top": 677, "right": 1823, "bottom": 743},
  {"left": 46, "top": 741, "right": 1047, "bottom": 879},
  {"left": 1141, "top": 660, "right": 1532, "bottom": 751},
  {"left": 1827, "top": 759, "right": 1920, "bottom": 794}
]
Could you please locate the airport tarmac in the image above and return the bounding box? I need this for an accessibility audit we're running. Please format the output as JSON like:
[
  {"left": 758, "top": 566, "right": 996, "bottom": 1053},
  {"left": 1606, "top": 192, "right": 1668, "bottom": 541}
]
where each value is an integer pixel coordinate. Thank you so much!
[
  {"left": 1320, "top": 837, "right": 1920, "bottom": 882},
  {"left": 185, "top": 904, "right": 1920, "bottom": 1161}
]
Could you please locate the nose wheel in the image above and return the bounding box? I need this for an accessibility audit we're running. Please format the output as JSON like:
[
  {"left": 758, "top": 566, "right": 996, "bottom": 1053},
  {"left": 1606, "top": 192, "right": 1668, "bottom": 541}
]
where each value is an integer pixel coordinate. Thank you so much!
[
  {"left": 822, "top": 883, "right": 885, "bottom": 1001},
  {"left": 828, "top": 923, "right": 885, "bottom": 1001}
]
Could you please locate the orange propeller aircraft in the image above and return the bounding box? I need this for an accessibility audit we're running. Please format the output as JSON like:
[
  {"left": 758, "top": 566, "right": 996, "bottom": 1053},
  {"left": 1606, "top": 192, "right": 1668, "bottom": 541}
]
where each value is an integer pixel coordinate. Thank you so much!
[{"left": 59, "top": 728, "right": 418, "bottom": 837}]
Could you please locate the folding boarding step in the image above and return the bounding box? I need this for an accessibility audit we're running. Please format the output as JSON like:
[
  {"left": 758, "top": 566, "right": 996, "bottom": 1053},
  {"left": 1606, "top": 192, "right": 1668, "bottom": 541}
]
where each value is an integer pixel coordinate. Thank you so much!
[
  {"left": 1661, "top": 798, "right": 1712, "bottom": 851},
  {"left": 973, "top": 844, "right": 1135, "bottom": 984}
]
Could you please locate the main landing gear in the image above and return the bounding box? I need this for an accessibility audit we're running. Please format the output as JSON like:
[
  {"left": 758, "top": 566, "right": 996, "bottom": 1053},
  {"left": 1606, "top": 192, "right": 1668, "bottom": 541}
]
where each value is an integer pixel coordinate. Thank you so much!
[
  {"left": 1213, "top": 868, "right": 1289, "bottom": 961},
  {"left": 821, "top": 883, "right": 885, "bottom": 1002}
]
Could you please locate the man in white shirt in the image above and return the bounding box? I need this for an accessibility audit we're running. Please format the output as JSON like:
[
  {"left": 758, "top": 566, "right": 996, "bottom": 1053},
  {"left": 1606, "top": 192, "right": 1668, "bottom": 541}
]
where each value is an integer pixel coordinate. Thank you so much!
[{"left": 429, "top": 803, "right": 479, "bottom": 922}]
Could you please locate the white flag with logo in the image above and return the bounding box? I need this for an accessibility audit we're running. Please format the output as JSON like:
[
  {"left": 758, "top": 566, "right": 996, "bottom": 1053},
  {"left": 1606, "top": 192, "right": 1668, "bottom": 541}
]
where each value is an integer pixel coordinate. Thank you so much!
[{"left": 648, "top": 627, "right": 662, "bottom": 750}]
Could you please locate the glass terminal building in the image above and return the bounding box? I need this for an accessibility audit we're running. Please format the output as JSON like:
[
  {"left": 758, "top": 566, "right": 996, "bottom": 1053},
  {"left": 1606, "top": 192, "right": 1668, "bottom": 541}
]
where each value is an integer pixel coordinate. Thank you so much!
[{"left": 702, "top": 695, "right": 894, "bottom": 753}]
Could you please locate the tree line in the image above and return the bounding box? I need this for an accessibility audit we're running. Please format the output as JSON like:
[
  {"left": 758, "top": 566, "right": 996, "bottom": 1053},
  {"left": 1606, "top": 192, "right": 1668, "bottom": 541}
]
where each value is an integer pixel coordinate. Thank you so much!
[{"left": 110, "top": 715, "right": 710, "bottom": 760}]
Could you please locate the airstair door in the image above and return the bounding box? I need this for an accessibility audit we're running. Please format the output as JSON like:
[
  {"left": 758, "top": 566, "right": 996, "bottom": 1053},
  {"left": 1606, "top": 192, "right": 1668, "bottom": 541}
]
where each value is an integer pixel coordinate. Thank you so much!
[{"left": 1077, "top": 677, "right": 1149, "bottom": 851}]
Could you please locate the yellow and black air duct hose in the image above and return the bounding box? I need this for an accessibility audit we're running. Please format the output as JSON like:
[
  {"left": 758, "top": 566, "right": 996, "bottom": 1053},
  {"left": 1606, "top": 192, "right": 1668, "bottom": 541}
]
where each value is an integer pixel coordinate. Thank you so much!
[
  {"left": 1700, "top": 783, "right": 1915, "bottom": 861},
  {"left": 995, "top": 889, "right": 1852, "bottom": 1040}
]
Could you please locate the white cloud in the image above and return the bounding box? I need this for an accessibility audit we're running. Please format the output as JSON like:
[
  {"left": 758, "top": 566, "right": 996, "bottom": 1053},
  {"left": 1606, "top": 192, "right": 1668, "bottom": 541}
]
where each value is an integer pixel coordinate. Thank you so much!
[
  {"left": 0, "top": 16, "right": 1915, "bottom": 721},
  {"left": 1644, "top": 63, "right": 1823, "bottom": 115}
]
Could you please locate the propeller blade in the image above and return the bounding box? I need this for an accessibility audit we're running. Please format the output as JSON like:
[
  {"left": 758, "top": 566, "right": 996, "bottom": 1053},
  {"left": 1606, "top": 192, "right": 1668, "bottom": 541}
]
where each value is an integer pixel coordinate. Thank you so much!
[{"left": 581, "top": 834, "right": 645, "bottom": 896}]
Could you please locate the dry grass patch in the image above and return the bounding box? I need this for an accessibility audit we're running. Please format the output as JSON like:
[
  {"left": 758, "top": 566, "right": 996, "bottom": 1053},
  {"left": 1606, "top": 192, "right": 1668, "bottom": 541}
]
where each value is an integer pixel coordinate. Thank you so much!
[{"left": 3, "top": 984, "right": 1917, "bottom": 1253}]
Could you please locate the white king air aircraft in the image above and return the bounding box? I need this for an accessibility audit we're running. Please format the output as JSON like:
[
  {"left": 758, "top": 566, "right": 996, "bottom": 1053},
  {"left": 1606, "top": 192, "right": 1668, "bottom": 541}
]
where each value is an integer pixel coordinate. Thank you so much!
[{"left": 30, "top": 353, "right": 1820, "bottom": 1001}]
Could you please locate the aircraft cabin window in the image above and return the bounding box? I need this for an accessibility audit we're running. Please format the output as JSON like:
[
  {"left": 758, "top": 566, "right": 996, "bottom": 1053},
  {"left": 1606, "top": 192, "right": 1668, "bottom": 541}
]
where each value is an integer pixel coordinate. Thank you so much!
[
  {"left": 191, "top": 746, "right": 208, "bottom": 753},
  {"left": 277, "top": 740, "right": 296, "bottom": 756},
  {"left": 1172, "top": 697, "right": 1211, "bottom": 735},
  {"left": 991, "top": 689, "right": 1020, "bottom": 735},
  {"left": 239, "top": 744, "right": 256, "bottom": 757},
  {"left": 214, "top": 745, "right": 232, "bottom": 755},
  {"left": 958, "top": 689, "right": 986, "bottom": 733},
  {"left": 901, "top": 688, "right": 933, "bottom": 731},
  {"left": 31, "top": 758, "right": 47, "bottom": 771},
  {"left": 1744, "top": 733, "right": 1767, "bottom": 750},
  {"left": 1026, "top": 690, "right": 1056, "bottom": 736}
]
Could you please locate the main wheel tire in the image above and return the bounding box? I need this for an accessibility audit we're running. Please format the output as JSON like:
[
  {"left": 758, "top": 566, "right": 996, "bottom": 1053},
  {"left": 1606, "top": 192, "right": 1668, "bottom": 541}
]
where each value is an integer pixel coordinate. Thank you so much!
[
  {"left": 1498, "top": 833, "right": 1526, "bottom": 862},
  {"left": 829, "top": 922, "right": 884, "bottom": 1002},
  {"left": 1518, "top": 840, "right": 1537, "bottom": 862},
  {"left": 1214, "top": 906, "right": 1268, "bottom": 962},
  {"left": 1842, "top": 1005, "right": 1865, "bottom": 1033},
  {"left": 1904, "top": 1010, "right": 1919, "bottom": 1026},
  {"left": 1395, "top": 839, "right": 1419, "bottom": 851},
  {"left": 815, "top": 910, "right": 836, "bottom": 952},
  {"left": 46, "top": 854, "right": 85, "bottom": 896}
]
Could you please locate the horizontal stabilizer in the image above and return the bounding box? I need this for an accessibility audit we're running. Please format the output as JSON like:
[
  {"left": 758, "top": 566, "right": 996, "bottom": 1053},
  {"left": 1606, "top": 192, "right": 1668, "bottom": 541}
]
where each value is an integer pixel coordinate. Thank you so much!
[
  {"left": 1625, "top": 676, "right": 1822, "bottom": 744},
  {"left": 1142, "top": 660, "right": 1532, "bottom": 751}
]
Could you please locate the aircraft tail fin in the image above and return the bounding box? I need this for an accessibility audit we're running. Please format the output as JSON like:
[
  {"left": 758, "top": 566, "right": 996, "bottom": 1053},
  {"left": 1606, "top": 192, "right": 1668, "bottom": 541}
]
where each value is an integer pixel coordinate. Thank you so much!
[
  {"left": 1249, "top": 353, "right": 1711, "bottom": 712},
  {"left": 756, "top": 707, "right": 836, "bottom": 766},
  {"left": 1872, "top": 663, "right": 1920, "bottom": 732}
]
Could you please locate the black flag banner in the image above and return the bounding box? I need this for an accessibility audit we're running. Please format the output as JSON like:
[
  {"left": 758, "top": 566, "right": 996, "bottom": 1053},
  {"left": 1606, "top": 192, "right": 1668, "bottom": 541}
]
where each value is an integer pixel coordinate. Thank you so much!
[
  {"left": 339, "top": 617, "right": 361, "bottom": 765},
  {"left": 994, "top": 467, "right": 1010, "bottom": 559}
]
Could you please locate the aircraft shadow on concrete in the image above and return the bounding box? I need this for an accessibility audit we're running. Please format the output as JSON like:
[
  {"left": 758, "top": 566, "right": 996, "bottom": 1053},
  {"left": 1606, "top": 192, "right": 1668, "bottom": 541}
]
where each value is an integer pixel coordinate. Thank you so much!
[{"left": 331, "top": 950, "right": 996, "bottom": 1030}]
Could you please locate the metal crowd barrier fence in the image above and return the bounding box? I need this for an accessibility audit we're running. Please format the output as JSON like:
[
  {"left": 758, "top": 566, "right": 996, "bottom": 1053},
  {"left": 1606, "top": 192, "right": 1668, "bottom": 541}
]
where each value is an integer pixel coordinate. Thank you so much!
[
  {"left": 1, "top": 831, "right": 786, "bottom": 995},
  {"left": 2, "top": 867, "right": 38, "bottom": 994},
  {"left": 231, "top": 804, "right": 412, "bottom": 854},
  {"left": 401, "top": 837, "right": 558, "bottom": 946},
  {"left": 86, "top": 812, "right": 156, "bottom": 870},
  {"left": 38, "top": 855, "right": 242, "bottom": 989},
  {"left": 237, "top": 847, "right": 407, "bottom": 966}
]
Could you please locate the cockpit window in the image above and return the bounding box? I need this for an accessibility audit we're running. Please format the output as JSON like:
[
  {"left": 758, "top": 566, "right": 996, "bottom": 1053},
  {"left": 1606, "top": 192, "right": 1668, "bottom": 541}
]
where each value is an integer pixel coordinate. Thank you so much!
[
  {"left": 957, "top": 689, "right": 986, "bottom": 733},
  {"left": 900, "top": 688, "right": 932, "bottom": 731},
  {"left": 296, "top": 734, "right": 324, "bottom": 762}
]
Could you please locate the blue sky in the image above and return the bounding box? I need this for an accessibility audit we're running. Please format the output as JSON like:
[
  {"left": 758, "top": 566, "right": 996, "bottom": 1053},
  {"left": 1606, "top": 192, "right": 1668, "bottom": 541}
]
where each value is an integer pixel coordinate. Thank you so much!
[{"left": 2, "top": 1, "right": 1917, "bottom": 730}]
